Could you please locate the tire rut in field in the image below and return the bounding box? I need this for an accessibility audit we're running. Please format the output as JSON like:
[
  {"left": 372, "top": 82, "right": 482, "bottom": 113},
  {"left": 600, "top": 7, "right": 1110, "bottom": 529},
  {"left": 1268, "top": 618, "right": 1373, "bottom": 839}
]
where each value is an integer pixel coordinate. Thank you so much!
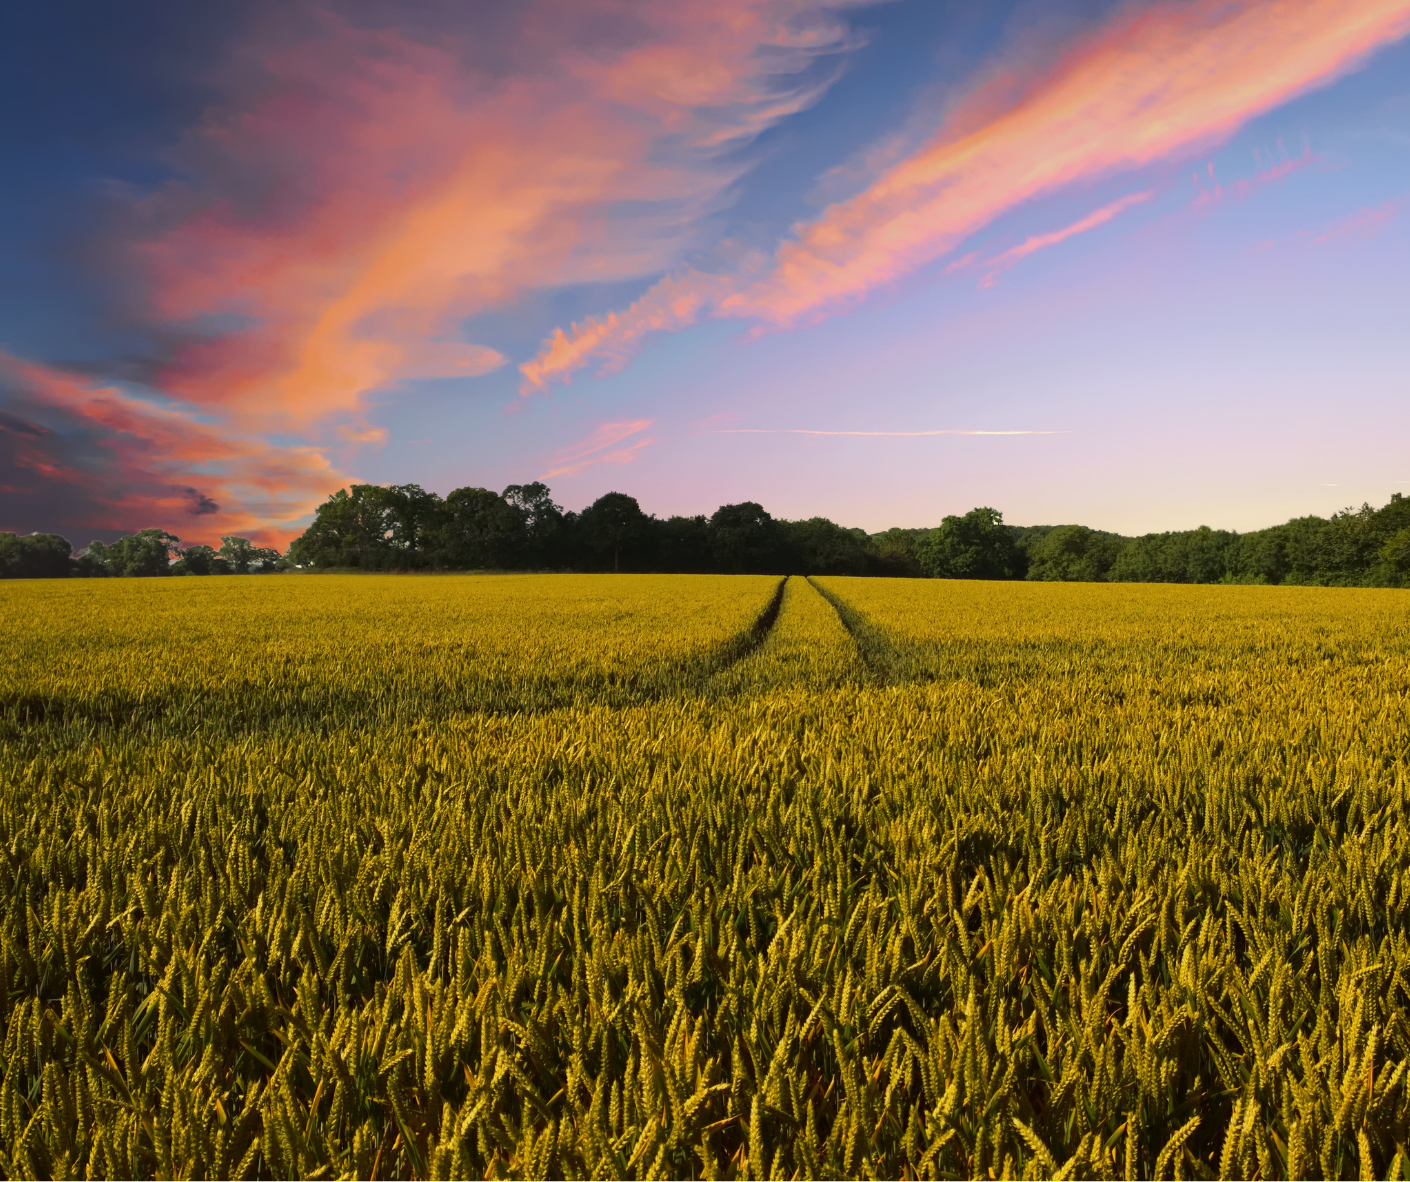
[
  {"left": 706, "top": 575, "right": 788, "bottom": 672},
  {"left": 9, "top": 580, "right": 797, "bottom": 739},
  {"left": 683, "top": 575, "right": 792, "bottom": 702},
  {"left": 805, "top": 576, "right": 903, "bottom": 683}
]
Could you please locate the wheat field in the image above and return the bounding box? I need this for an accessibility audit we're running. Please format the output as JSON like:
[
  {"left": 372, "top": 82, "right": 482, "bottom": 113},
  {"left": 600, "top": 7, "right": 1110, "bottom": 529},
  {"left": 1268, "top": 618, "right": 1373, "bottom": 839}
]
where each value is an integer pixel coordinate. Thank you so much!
[{"left": 1, "top": 573, "right": 1408, "bottom": 1179}]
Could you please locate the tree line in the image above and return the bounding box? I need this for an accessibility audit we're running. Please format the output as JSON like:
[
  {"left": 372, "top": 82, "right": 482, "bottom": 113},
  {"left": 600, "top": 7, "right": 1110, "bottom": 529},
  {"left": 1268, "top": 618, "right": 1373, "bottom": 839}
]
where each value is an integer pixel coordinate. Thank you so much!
[
  {"left": 4, "top": 482, "right": 1408, "bottom": 586},
  {"left": 0, "top": 530, "right": 280, "bottom": 579}
]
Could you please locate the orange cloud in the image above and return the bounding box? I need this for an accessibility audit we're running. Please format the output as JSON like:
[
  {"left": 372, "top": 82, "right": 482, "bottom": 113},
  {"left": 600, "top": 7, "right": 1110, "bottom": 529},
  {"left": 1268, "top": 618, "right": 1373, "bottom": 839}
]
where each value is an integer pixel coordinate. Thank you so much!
[
  {"left": 522, "top": 0, "right": 1410, "bottom": 385},
  {"left": 139, "top": 3, "right": 870, "bottom": 432},
  {"left": 9, "top": 1, "right": 876, "bottom": 536},
  {"left": 519, "top": 270, "right": 736, "bottom": 396},
  {"left": 964, "top": 190, "right": 1154, "bottom": 287},
  {"left": 542, "top": 419, "right": 655, "bottom": 478},
  {"left": 733, "top": 0, "right": 1410, "bottom": 324},
  {"left": 0, "top": 352, "right": 347, "bottom": 548}
]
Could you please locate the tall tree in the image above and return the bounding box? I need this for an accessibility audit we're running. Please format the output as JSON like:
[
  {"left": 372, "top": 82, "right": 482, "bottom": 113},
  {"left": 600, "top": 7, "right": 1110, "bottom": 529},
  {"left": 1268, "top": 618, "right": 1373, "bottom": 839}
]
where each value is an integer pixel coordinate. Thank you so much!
[
  {"left": 708, "top": 502, "right": 781, "bottom": 574},
  {"left": 85, "top": 529, "right": 183, "bottom": 577},
  {"left": 438, "top": 487, "right": 525, "bottom": 569},
  {"left": 1376, "top": 526, "right": 1410, "bottom": 587},
  {"left": 1108, "top": 526, "right": 1237, "bottom": 584},
  {"left": 502, "top": 482, "right": 564, "bottom": 567},
  {"left": 1025, "top": 525, "right": 1122, "bottom": 582},
  {"left": 173, "top": 544, "right": 222, "bottom": 575},
  {"left": 781, "top": 517, "right": 871, "bottom": 575},
  {"left": 218, "top": 536, "right": 280, "bottom": 574},
  {"left": 868, "top": 528, "right": 927, "bottom": 577},
  {"left": 917, "top": 507, "right": 1024, "bottom": 579},
  {"left": 287, "top": 486, "right": 398, "bottom": 568},
  {"left": 0, "top": 532, "right": 72, "bottom": 579},
  {"left": 382, "top": 484, "right": 444, "bottom": 563},
  {"left": 653, "top": 515, "right": 711, "bottom": 573},
  {"left": 581, "top": 492, "right": 648, "bottom": 572}
]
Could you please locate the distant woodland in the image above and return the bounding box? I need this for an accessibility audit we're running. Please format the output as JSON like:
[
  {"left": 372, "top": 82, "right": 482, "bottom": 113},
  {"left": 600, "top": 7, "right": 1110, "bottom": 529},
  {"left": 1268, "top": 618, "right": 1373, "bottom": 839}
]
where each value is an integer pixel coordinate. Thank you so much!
[{"left": 4, "top": 484, "right": 1409, "bottom": 587}]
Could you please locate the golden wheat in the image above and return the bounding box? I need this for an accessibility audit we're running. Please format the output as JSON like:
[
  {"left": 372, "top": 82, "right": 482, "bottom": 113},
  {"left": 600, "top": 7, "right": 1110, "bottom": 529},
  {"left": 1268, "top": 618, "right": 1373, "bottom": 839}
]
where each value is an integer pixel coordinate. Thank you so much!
[
  {"left": 1, "top": 573, "right": 1407, "bottom": 1179},
  {"left": 0, "top": 573, "right": 777, "bottom": 734}
]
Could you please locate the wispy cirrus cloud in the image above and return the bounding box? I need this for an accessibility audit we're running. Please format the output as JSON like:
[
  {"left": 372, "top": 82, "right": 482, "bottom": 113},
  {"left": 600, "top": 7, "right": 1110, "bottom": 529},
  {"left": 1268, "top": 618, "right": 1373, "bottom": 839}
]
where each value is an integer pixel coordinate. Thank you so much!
[
  {"left": 9, "top": 0, "right": 875, "bottom": 534},
  {"left": 986, "top": 192, "right": 1153, "bottom": 269},
  {"left": 1308, "top": 196, "right": 1403, "bottom": 243},
  {"left": 542, "top": 419, "right": 656, "bottom": 479},
  {"left": 1191, "top": 144, "right": 1322, "bottom": 209},
  {"left": 730, "top": 0, "right": 1410, "bottom": 325},
  {"left": 521, "top": 0, "right": 1410, "bottom": 391},
  {"left": 137, "top": 1, "right": 874, "bottom": 432},
  {"left": 944, "top": 190, "right": 1155, "bottom": 288},
  {"left": 520, "top": 270, "right": 737, "bottom": 396}
]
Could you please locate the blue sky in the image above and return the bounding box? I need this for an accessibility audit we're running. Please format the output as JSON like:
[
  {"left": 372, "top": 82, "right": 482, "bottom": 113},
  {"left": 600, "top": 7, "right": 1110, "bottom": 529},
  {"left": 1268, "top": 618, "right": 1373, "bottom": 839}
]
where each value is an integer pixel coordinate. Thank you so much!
[{"left": 2, "top": 0, "right": 1407, "bottom": 545}]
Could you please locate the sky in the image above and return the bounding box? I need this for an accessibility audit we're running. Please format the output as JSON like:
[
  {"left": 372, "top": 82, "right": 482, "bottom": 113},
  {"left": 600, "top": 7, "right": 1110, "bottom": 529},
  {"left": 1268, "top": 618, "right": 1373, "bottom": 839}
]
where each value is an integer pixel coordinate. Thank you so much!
[{"left": 2, "top": 0, "right": 1408, "bottom": 547}]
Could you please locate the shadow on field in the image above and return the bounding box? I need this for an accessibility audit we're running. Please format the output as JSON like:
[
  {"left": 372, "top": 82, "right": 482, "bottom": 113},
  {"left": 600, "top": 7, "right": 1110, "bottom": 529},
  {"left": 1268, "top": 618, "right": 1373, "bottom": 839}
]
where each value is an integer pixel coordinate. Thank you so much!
[{"left": 1, "top": 578, "right": 792, "bottom": 744}]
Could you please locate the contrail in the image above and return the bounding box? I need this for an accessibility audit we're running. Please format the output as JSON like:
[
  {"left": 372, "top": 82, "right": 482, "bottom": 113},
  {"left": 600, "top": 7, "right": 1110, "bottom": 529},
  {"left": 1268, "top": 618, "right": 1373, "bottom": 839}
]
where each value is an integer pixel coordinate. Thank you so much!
[{"left": 712, "top": 428, "right": 1071, "bottom": 437}]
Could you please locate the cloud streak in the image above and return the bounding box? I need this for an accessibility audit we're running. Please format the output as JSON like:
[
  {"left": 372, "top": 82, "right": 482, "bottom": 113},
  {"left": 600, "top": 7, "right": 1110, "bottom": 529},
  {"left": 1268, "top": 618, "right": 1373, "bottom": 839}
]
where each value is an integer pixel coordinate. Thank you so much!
[
  {"left": 520, "top": 270, "right": 736, "bottom": 395},
  {"left": 962, "top": 190, "right": 1154, "bottom": 287},
  {"left": 1309, "top": 196, "right": 1402, "bottom": 243},
  {"left": 523, "top": 0, "right": 1410, "bottom": 388},
  {"left": 8, "top": 0, "right": 875, "bottom": 534},
  {"left": 542, "top": 419, "right": 656, "bottom": 478},
  {"left": 732, "top": 0, "right": 1410, "bottom": 324},
  {"left": 714, "top": 428, "right": 1070, "bottom": 436},
  {"left": 1191, "top": 144, "right": 1321, "bottom": 208},
  {"left": 138, "top": 1, "right": 872, "bottom": 431}
]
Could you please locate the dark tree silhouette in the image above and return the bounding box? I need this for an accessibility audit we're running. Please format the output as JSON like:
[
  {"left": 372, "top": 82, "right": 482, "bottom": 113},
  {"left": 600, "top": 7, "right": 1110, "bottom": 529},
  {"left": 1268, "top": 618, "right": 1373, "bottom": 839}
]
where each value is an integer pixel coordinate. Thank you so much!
[{"left": 581, "top": 492, "right": 648, "bottom": 572}]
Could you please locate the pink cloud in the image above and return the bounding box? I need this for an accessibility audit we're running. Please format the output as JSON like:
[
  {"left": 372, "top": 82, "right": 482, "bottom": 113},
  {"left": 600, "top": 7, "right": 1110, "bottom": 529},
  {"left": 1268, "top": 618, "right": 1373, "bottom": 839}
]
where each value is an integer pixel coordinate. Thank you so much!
[
  {"left": 690, "top": 411, "right": 742, "bottom": 435},
  {"left": 521, "top": 0, "right": 1410, "bottom": 388},
  {"left": 1235, "top": 148, "right": 1320, "bottom": 197},
  {"left": 1192, "top": 144, "right": 1321, "bottom": 208},
  {"left": 953, "top": 190, "right": 1155, "bottom": 287},
  {"left": 135, "top": 2, "right": 871, "bottom": 433},
  {"left": 542, "top": 419, "right": 656, "bottom": 478},
  {"left": 986, "top": 192, "right": 1154, "bottom": 267},
  {"left": 1309, "top": 196, "right": 1402, "bottom": 243},
  {"left": 942, "top": 250, "right": 984, "bottom": 276},
  {"left": 0, "top": 351, "right": 347, "bottom": 547},
  {"left": 519, "top": 270, "right": 737, "bottom": 396},
  {"left": 732, "top": 0, "right": 1410, "bottom": 326},
  {"left": 12, "top": 0, "right": 877, "bottom": 534}
]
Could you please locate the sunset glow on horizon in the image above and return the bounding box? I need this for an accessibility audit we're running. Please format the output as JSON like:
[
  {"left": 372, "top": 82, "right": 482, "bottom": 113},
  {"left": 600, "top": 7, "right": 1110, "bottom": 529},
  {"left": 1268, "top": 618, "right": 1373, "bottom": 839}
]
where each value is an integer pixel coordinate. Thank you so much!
[{"left": 2, "top": 0, "right": 1408, "bottom": 547}]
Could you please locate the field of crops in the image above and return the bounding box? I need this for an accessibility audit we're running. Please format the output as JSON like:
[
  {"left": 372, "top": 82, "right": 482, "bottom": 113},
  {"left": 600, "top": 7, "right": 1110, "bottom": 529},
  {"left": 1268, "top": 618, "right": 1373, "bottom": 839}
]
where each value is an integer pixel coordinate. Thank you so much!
[{"left": 2, "top": 573, "right": 1408, "bottom": 1179}]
